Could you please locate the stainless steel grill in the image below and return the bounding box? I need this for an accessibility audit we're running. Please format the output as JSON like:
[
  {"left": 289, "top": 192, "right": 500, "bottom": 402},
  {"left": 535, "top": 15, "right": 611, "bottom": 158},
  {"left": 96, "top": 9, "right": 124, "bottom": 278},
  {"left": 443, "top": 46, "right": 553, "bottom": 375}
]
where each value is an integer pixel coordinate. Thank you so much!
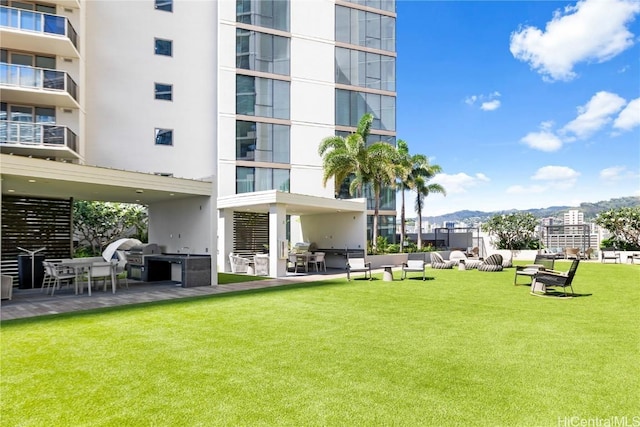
[{"left": 126, "top": 243, "right": 160, "bottom": 280}]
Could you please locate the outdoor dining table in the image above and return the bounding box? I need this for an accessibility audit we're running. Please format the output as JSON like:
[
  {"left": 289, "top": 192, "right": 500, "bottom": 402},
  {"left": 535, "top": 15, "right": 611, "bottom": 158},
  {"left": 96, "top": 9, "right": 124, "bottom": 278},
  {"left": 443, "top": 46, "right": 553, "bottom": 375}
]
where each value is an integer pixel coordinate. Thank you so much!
[{"left": 57, "top": 258, "right": 116, "bottom": 296}]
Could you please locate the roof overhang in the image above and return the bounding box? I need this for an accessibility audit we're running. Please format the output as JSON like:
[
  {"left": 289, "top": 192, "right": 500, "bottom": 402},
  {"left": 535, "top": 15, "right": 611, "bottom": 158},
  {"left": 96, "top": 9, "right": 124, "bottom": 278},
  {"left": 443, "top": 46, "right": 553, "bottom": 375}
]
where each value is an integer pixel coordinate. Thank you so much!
[
  {"left": 217, "top": 190, "right": 366, "bottom": 216},
  {"left": 0, "top": 154, "right": 213, "bottom": 204}
]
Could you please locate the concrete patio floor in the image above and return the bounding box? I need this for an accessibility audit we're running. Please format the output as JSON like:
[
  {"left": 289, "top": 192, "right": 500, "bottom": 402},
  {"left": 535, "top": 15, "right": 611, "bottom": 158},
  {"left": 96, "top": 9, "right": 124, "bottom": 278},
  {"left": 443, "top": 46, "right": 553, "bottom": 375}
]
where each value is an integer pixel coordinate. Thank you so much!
[{"left": 0, "top": 269, "right": 359, "bottom": 321}]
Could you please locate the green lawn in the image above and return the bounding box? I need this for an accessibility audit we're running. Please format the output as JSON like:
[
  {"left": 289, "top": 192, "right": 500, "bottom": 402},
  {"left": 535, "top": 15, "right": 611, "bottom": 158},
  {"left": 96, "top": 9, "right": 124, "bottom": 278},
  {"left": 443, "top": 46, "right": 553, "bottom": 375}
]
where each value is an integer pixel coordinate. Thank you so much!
[{"left": 2, "top": 262, "right": 638, "bottom": 426}]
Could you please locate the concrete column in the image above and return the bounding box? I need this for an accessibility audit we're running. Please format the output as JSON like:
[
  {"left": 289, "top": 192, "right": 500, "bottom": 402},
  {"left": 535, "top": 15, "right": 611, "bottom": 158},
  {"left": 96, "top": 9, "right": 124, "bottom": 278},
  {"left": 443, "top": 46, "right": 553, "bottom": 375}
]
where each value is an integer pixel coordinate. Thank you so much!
[
  {"left": 269, "top": 204, "right": 287, "bottom": 277},
  {"left": 217, "top": 208, "right": 235, "bottom": 273}
]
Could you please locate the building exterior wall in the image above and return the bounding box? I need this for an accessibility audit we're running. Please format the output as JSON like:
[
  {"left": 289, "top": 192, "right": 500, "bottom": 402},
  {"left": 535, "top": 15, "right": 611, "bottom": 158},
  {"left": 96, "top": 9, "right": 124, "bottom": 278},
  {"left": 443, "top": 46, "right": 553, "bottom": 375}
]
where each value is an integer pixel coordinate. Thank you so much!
[{"left": 84, "top": 0, "right": 217, "bottom": 180}]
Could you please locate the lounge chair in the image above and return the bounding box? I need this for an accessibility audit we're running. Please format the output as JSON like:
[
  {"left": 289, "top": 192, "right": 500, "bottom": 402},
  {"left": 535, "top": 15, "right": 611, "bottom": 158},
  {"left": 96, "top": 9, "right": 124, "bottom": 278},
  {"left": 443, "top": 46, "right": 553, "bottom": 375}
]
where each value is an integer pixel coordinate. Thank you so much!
[
  {"left": 478, "top": 254, "right": 503, "bottom": 272},
  {"left": 346, "top": 254, "right": 371, "bottom": 281},
  {"left": 401, "top": 253, "right": 427, "bottom": 280},
  {"left": 449, "top": 250, "right": 482, "bottom": 269},
  {"left": 429, "top": 252, "right": 455, "bottom": 269},
  {"left": 565, "top": 248, "right": 580, "bottom": 260},
  {"left": 531, "top": 259, "right": 580, "bottom": 297},
  {"left": 253, "top": 254, "right": 269, "bottom": 276},
  {"left": 514, "top": 254, "right": 555, "bottom": 286}
]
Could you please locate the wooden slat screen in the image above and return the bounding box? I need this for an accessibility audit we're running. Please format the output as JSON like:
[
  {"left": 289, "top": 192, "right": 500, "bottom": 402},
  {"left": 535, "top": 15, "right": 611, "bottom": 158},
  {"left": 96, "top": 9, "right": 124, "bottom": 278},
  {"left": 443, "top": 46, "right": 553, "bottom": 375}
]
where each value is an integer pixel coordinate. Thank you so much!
[
  {"left": 233, "top": 211, "right": 269, "bottom": 257},
  {"left": 1, "top": 196, "right": 72, "bottom": 281}
]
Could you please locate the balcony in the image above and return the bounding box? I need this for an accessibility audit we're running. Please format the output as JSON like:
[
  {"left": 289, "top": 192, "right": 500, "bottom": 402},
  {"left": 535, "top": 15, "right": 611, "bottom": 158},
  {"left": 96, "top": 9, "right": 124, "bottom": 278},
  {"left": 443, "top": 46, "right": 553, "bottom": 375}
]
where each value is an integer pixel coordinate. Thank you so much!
[
  {"left": 0, "top": 63, "right": 78, "bottom": 108},
  {"left": 0, "top": 121, "right": 80, "bottom": 161},
  {"left": 0, "top": 6, "right": 79, "bottom": 58}
]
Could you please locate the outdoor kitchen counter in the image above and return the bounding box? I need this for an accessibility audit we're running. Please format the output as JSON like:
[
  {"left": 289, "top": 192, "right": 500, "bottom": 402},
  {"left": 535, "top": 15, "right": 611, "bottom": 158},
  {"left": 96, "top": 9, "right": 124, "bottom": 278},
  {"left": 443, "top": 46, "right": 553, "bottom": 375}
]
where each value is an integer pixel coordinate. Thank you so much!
[{"left": 144, "top": 254, "right": 211, "bottom": 287}]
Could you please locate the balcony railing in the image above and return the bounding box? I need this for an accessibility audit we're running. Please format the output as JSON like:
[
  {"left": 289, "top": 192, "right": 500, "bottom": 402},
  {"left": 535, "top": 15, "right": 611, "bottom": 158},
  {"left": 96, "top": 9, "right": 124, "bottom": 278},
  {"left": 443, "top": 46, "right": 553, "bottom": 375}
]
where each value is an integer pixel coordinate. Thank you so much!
[
  {"left": 0, "top": 121, "right": 78, "bottom": 152},
  {"left": 0, "top": 6, "right": 78, "bottom": 49},
  {"left": 0, "top": 63, "right": 78, "bottom": 100}
]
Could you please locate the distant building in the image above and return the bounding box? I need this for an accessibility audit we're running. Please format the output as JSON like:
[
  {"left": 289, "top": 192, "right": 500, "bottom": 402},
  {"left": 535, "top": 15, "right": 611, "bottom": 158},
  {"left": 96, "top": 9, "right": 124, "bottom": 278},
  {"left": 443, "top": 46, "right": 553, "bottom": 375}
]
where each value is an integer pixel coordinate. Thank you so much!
[{"left": 564, "top": 210, "right": 584, "bottom": 225}]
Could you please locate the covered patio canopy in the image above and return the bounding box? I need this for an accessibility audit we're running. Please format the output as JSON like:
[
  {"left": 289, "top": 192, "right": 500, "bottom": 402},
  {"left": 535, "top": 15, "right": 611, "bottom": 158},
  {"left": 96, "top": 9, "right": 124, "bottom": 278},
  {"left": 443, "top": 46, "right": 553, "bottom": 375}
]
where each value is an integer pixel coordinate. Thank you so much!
[
  {"left": 1, "top": 154, "right": 217, "bottom": 285},
  {"left": 217, "top": 190, "right": 367, "bottom": 277}
]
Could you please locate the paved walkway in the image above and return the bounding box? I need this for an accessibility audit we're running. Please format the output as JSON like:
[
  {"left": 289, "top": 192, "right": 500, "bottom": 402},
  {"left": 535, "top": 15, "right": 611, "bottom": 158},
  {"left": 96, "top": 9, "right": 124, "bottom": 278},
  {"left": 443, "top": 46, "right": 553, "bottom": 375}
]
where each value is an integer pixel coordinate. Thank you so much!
[{"left": 0, "top": 270, "right": 358, "bottom": 321}]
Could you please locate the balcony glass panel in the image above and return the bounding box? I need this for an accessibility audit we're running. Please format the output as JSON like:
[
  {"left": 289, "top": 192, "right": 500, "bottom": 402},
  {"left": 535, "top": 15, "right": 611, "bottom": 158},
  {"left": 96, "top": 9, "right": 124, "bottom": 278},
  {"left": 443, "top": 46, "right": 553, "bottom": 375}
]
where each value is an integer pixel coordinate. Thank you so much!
[
  {"left": 0, "top": 7, "right": 78, "bottom": 49},
  {"left": 0, "top": 63, "right": 78, "bottom": 100},
  {"left": 0, "top": 121, "right": 77, "bottom": 149}
]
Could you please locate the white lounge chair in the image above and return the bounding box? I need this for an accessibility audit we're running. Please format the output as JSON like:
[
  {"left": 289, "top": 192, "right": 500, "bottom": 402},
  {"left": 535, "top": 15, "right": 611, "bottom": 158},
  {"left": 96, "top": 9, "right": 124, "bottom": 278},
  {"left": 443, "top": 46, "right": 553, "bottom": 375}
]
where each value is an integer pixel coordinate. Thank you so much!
[{"left": 346, "top": 255, "right": 371, "bottom": 281}]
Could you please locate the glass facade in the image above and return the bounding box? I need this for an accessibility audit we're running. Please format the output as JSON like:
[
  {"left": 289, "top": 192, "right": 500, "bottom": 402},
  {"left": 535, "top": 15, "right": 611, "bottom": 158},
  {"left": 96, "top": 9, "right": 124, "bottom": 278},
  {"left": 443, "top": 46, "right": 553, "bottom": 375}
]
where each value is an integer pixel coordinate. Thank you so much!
[
  {"left": 236, "top": 120, "right": 290, "bottom": 163},
  {"left": 236, "top": 29, "right": 290, "bottom": 76},
  {"left": 236, "top": 166, "right": 290, "bottom": 193},
  {"left": 367, "top": 215, "right": 396, "bottom": 242},
  {"left": 336, "top": 89, "right": 395, "bottom": 131},
  {"left": 335, "top": 47, "right": 395, "bottom": 91},
  {"left": 236, "top": 75, "right": 290, "bottom": 119},
  {"left": 236, "top": 0, "right": 289, "bottom": 31},
  {"left": 345, "top": 0, "right": 395, "bottom": 13},
  {"left": 335, "top": 5, "right": 395, "bottom": 52}
]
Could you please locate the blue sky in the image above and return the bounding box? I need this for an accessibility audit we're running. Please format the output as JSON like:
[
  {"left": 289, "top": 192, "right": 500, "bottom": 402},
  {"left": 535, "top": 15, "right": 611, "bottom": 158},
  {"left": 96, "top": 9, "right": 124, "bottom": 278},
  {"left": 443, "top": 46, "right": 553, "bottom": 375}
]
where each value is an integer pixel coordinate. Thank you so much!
[{"left": 395, "top": 0, "right": 640, "bottom": 217}]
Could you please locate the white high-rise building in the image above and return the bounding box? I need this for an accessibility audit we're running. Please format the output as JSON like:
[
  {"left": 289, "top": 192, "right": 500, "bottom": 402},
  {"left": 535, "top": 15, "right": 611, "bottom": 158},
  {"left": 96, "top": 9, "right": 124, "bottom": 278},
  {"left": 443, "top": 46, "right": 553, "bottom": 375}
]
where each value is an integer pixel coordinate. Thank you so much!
[
  {"left": 1, "top": 0, "right": 397, "bottom": 278},
  {"left": 564, "top": 210, "right": 584, "bottom": 225}
]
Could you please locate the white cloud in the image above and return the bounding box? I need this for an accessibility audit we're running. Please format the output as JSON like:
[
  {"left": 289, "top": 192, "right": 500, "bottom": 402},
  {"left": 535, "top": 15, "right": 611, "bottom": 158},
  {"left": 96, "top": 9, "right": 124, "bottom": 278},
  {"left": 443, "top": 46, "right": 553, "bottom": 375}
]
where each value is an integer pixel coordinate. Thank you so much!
[
  {"left": 521, "top": 127, "right": 563, "bottom": 152},
  {"left": 509, "top": 0, "right": 640, "bottom": 81},
  {"left": 531, "top": 166, "right": 581, "bottom": 189},
  {"left": 481, "top": 100, "right": 501, "bottom": 111},
  {"left": 562, "top": 91, "right": 626, "bottom": 138},
  {"left": 600, "top": 166, "right": 626, "bottom": 180},
  {"left": 465, "top": 92, "right": 501, "bottom": 111},
  {"left": 613, "top": 97, "right": 640, "bottom": 131},
  {"left": 432, "top": 172, "right": 489, "bottom": 194}
]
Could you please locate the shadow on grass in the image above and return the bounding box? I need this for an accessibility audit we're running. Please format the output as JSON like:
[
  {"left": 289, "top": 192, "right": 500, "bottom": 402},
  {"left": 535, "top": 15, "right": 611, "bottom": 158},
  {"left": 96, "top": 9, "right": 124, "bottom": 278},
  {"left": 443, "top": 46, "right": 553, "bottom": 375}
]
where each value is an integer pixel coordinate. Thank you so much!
[
  {"left": 530, "top": 291, "right": 593, "bottom": 299},
  {"left": 1, "top": 278, "right": 350, "bottom": 326}
]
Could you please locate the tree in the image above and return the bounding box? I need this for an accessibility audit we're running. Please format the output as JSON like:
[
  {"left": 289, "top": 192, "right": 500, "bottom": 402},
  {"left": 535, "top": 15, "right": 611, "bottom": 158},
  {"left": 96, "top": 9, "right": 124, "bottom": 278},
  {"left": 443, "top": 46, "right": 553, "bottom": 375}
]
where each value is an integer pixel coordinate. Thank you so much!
[
  {"left": 481, "top": 212, "right": 539, "bottom": 250},
  {"left": 395, "top": 139, "right": 429, "bottom": 251},
  {"left": 595, "top": 207, "right": 640, "bottom": 250},
  {"left": 366, "top": 141, "right": 399, "bottom": 249},
  {"left": 73, "top": 201, "right": 148, "bottom": 256},
  {"left": 320, "top": 113, "right": 398, "bottom": 250},
  {"left": 319, "top": 113, "right": 373, "bottom": 198},
  {"left": 413, "top": 164, "right": 446, "bottom": 249}
]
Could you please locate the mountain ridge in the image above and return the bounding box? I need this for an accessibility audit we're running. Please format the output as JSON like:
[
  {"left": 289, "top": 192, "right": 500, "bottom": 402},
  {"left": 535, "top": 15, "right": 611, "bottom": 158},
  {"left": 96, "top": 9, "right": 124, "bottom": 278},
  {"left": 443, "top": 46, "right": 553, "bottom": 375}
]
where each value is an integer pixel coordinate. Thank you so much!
[{"left": 419, "top": 196, "right": 640, "bottom": 225}]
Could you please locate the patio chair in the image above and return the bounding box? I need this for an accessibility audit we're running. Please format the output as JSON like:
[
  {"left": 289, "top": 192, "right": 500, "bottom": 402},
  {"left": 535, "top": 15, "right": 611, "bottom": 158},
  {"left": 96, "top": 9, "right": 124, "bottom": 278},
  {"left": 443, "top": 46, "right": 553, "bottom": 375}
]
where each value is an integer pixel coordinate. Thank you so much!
[
  {"left": 530, "top": 259, "right": 580, "bottom": 298},
  {"left": 449, "top": 250, "right": 482, "bottom": 269},
  {"left": 229, "top": 253, "right": 250, "bottom": 273},
  {"left": 346, "top": 254, "right": 371, "bottom": 281},
  {"left": 113, "top": 259, "right": 128, "bottom": 289},
  {"left": 401, "top": 253, "right": 427, "bottom": 280},
  {"left": 1, "top": 275, "right": 13, "bottom": 301},
  {"left": 88, "top": 261, "right": 116, "bottom": 294},
  {"left": 48, "top": 262, "right": 77, "bottom": 296},
  {"left": 583, "top": 248, "right": 594, "bottom": 260},
  {"left": 565, "top": 248, "right": 580, "bottom": 260},
  {"left": 478, "top": 254, "right": 504, "bottom": 272},
  {"left": 429, "top": 252, "right": 455, "bottom": 269},
  {"left": 514, "top": 254, "right": 555, "bottom": 285},
  {"left": 253, "top": 254, "right": 269, "bottom": 276},
  {"left": 311, "top": 252, "right": 326, "bottom": 272}
]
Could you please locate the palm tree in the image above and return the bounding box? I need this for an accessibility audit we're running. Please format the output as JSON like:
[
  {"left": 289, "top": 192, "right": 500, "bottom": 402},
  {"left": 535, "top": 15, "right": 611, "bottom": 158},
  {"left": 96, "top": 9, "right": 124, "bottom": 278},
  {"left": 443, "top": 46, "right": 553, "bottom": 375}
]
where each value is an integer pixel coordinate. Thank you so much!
[
  {"left": 395, "top": 140, "right": 429, "bottom": 251},
  {"left": 413, "top": 163, "right": 446, "bottom": 250},
  {"left": 366, "top": 142, "right": 399, "bottom": 249},
  {"left": 318, "top": 113, "right": 374, "bottom": 198}
]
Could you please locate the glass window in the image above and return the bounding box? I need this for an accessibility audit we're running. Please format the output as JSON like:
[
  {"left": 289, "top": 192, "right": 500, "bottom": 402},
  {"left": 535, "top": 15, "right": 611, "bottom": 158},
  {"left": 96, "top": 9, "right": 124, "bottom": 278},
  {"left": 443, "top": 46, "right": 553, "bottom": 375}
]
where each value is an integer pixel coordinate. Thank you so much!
[
  {"left": 336, "top": 89, "right": 395, "bottom": 131},
  {"left": 236, "top": 29, "right": 290, "bottom": 76},
  {"left": 155, "top": 128, "right": 173, "bottom": 145},
  {"left": 335, "top": 6, "right": 395, "bottom": 53},
  {"left": 236, "top": 75, "right": 290, "bottom": 119},
  {"left": 236, "top": 0, "right": 289, "bottom": 31},
  {"left": 155, "top": 0, "right": 173, "bottom": 12},
  {"left": 154, "top": 38, "right": 172, "bottom": 56},
  {"left": 236, "top": 166, "right": 290, "bottom": 194},
  {"left": 155, "top": 83, "right": 172, "bottom": 101},
  {"left": 236, "top": 120, "right": 290, "bottom": 163}
]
